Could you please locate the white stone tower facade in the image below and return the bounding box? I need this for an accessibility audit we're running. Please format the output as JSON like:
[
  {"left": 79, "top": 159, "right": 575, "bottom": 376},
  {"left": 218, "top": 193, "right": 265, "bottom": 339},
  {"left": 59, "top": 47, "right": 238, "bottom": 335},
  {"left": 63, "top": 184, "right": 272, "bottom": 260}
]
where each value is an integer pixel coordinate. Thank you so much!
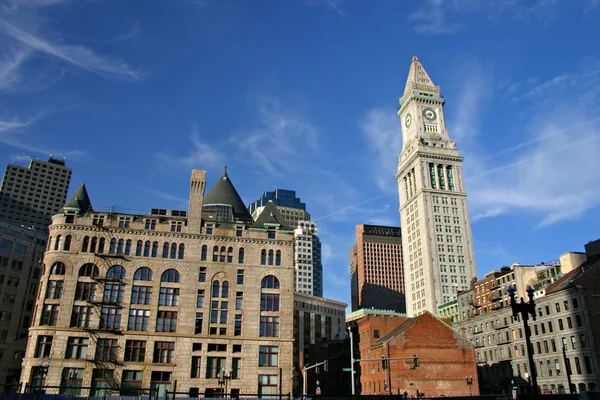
[{"left": 395, "top": 56, "right": 477, "bottom": 316}]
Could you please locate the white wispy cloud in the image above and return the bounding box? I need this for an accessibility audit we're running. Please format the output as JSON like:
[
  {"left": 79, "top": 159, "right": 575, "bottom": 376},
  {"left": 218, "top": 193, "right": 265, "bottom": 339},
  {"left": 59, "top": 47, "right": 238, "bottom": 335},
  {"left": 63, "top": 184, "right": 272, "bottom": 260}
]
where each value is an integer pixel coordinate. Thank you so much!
[
  {"left": 158, "top": 126, "right": 225, "bottom": 169},
  {"left": 0, "top": 115, "right": 33, "bottom": 133},
  {"left": 233, "top": 97, "right": 319, "bottom": 176},
  {"left": 409, "top": 0, "right": 565, "bottom": 35},
  {"left": 454, "top": 60, "right": 600, "bottom": 225},
  {"left": 113, "top": 21, "right": 141, "bottom": 43},
  {"left": 0, "top": 46, "right": 31, "bottom": 90},
  {"left": 138, "top": 186, "right": 188, "bottom": 206},
  {"left": 0, "top": 18, "right": 142, "bottom": 79},
  {"left": 360, "top": 107, "right": 403, "bottom": 192}
]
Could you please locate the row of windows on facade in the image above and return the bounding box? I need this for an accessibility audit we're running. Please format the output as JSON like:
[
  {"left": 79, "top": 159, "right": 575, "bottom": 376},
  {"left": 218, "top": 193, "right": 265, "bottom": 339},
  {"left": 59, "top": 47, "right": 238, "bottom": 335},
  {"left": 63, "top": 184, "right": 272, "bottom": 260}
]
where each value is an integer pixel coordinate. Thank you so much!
[
  {"left": 469, "top": 299, "right": 581, "bottom": 335},
  {"left": 30, "top": 368, "right": 280, "bottom": 399},
  {"left": 0, "top": 238, "right": 28, "bottom": 254},
  {"left": 34, "top": 336, "right": 281, "bottom": 369}
]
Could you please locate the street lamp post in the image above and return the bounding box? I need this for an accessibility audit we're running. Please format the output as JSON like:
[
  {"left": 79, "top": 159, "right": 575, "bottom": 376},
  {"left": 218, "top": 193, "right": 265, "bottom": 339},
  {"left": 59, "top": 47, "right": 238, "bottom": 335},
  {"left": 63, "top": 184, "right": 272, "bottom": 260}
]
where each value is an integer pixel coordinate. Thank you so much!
[
  {"left": 465, "top": 375, "right": 473, "bottom": 396},
  {"left": 218, "top": 368, "right": 232, "bottom": 397},
  {"left": 348, "top": 326, "right": 356, "bottom": 395},
  {"left": 507, "top": 284, "right": 539, "bottom": 395}
]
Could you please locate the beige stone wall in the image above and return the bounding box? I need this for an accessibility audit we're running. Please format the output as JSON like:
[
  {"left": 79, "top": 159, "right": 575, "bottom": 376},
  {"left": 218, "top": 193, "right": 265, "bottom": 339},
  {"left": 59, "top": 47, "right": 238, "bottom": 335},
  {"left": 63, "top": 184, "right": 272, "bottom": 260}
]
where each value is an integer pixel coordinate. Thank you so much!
[{"left": 23, "top": 210, "right": 295, "bottom": 395}]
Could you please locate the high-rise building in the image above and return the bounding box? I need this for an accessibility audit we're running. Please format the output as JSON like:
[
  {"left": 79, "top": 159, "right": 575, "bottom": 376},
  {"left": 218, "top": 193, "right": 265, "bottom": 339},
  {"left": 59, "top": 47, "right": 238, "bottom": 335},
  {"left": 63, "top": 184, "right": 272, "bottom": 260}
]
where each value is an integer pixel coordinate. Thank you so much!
[
  {"left": 248, "top": 189, "right": 310, "bottom": 226},
  {"left": 22, "top": 168, "right": 296, "bottom": 397},
  {"left": 395, "top": 56, "right": 477, "bottom": 316},
  {"left": 249, "top": 189, "right": 322, "bottom": 297},
  {"left": 294, "top": 221, "right": 323, "bottom": 297},
  {"left": 0, "top": 220, "right": 47, "bottom": 387},
  {"left": 0, "top": 157, "right": 72, "bottom": 230},
  {"left": 349, "top": 224, "right": 405, "bottom": 313}
]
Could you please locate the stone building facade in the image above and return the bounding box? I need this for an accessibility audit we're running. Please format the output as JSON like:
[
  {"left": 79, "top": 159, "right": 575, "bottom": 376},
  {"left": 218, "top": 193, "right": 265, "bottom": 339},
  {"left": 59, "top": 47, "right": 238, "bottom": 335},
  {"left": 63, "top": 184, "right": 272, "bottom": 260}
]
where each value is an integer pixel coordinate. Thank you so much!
[
  {"left": 395, "top": 56, "right": 477, "bottom": 316},
  {"left": 0, "top": 220, "right": 47, "bottom": 387},
  {"left": 21, "top": 169, "right": 296, "bottom": 397},
  {"left": 454, "top": 240, "right": 600, "bottom": 395}
]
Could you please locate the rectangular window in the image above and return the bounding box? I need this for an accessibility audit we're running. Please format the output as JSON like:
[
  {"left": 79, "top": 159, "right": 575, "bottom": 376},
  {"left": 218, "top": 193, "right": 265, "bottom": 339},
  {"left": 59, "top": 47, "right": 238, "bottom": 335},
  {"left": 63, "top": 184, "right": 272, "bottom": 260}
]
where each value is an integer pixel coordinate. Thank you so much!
[
  {"left": 197, "top": 290, "right": 205, "bottom": 308},
  {"left": 144, "top": 219, "right": 157, "bottom": 230},
  {"left": 234, "top": 314, "right": 242, "bottom": 336},
  {"left": 131, "top": 286, "right": 152, "bottom": 304},
  {"left": 580, "top": 334, "right": 587, "bottom": 348},
  {"left": 65, "top": 337, "right": 88, "bottom": 359},
  {"left": 236, "top": 227, "right": 243, "bottom": 237},
  {"left": 258, "top": 375, "right": 278, "bottom": 397},
  {"left": 128, "top": 309, "right": 150, "bottom": 331},
  {"left": 100, "top": 307, "right": 122, "bottom": 329},
  {"left": 153, "top": 342, "right": 175, "bottom": 363},
  {"left": 205, "top": 357, "right": 226, "bottom": 379},
  {"left": 237, "top": 269, "right": 244, "bottom": 284},
  {"left": 121, "top": 370, "right": 143, "bottom": 395},
  {"left": 232, "top": 357, "right": 241, "bottom": 379},
  {"left": 118, "top": 217, "right": 131, "bottom": 228},
  {"left": 261, "top": 294, "right": 280, "bottom": 311},
  {"left": 159, "top": 287, "right": 179, "bottom": 306},
  {"left": 156, "top": 311, "right": 178, "bottom": 332},
  {"left": 95, "top": 338, "right": 118, "bottom": 362},
  {"left": 236, "top": 292, "right": 243, "bottom": 310},
  {"left": 41, "top": 304, "right": 59, "bottom": 326},
  {"left": 199, "top": 267, "right": 206, "bottom": 282},
  {"left": 45, "top": 280, "right": 63, "bottom": 299},
  {"left": 75, "top": 282, "right": 97, "bottom": 301},
  {"left": 259, "top": 346, "right": 278, "bottom": 367},
  {"left": 191, "top": 356, "right": 201, "bottom": 378},
  {"left": 60, "top": 368, "right": 84, "bottom": 395},
  {"left": 124, "top": 340, "right": 146, "bottom": 362},
  {"left": 35, "top": 335, "right": 53, "bottom": 358},
  {"left": 195, "top": 312, "right": 203, "bottom": 334},
  {"left": 571, "top": 336, "right": 577, "bottom": 349},
  {"left": 260, "top": 316, "right": 279, "bottom": 337},
  {"left": 70, "top": 306, "right": 92, "bottom": 328},
  {"left": 91, "top": 369, "right": 114, "bottom": 397}
]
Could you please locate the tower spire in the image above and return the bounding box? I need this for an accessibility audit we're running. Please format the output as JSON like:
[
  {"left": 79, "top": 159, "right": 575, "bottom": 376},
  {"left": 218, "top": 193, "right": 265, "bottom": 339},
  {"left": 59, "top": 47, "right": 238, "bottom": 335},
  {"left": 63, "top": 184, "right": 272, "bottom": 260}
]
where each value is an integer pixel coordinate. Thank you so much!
[{"left": 403, "top": 55, "right": 440, "bottom": 98}]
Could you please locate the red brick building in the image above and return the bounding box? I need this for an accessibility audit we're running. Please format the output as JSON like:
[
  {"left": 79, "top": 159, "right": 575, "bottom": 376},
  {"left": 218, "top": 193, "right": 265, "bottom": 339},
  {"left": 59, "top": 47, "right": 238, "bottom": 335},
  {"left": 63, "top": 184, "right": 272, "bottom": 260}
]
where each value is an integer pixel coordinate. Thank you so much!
[{"left": 358, "top": 312, "right": 478, "bottom": 397}]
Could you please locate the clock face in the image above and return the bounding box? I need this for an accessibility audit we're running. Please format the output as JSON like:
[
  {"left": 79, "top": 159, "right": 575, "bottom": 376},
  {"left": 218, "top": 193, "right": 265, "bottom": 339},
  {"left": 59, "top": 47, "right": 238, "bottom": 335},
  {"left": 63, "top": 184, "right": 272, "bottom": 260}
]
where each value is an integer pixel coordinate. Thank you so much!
[
  {"left": 405, "top": 113, "right": 412, "bottom": 127},
  {"left": 423, "top": 108, "right": 437, "bottom": 121}
]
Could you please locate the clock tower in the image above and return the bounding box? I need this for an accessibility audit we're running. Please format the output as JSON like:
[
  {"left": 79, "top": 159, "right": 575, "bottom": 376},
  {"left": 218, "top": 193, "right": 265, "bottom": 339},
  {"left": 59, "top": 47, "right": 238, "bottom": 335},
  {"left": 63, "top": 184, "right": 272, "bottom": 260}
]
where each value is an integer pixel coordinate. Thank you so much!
[{"left": 395, "top": 56, "right": 477, "bottom": 316}]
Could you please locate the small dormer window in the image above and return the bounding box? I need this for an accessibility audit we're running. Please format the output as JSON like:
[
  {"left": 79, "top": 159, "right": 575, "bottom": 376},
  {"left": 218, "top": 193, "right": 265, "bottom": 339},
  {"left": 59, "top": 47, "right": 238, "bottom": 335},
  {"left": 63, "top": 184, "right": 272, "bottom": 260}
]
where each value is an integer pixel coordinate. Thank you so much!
[
  {"left": 65, "top": 212, "right": 75, "bottom": 224},
  {"left": 206, "top": 224, "right": 213, "bottom": 235},
  {"left": 267, "top": 229, "right": 275, "bottom": 240},
  {"left": 236, "top": 226, "right": 243, "bottom": 237},
  {"left": 92, "top": 215, "right": 104, "bottom": 227}
]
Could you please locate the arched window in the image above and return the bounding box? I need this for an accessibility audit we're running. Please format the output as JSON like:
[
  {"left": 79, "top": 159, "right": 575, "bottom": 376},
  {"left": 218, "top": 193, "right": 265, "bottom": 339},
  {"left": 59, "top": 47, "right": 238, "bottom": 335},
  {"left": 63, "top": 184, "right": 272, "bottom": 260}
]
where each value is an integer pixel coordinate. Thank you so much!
[
  {"left": 81, "top": 236, "right": 89, "bottom": 252},
  {"left": 275, "top": 250, "right": 281, "bottom": 266},
  {"left": 170, "top": 243, "right": 177, "bottom": 259},
  {"left": 109, "top": 238, "right": 117, "bottom": 254},
  {"left": 261, "top": 275, "right": 280, "bottom": 289},
  {"left": 117, "top": 239, "right": 124, "bottom": 255},
  {"left": 222, "top": 281, "right": 229, "bottom": 298},
  {"left": 201, "top": 245, "right": 207, "bottom": 261},
  {"left": 238, "top": 248, "right": 245, "bottom": 264},
  {"left": 212, "top": 246, "right": 218, "bottom": 262},
  {"left": 261, "top": 249, "right": 267, "bottom": 265},
  {"left": 107, "top": 265, "right": 126, "bottom": 279},
  {"left": 143, "top": 241, "right": 151, "bottom": 257},
  {"left": 136, "top": 240, "right": 143, "bottom": 256},
  {"left": 47, "top": 237, "right": 52, "bottom": 251},
  {"left": 90, "top": 237, "right": 98, "bottom": 253},
  {"left": 50, "top": 262, "right": 66, "bottom": 275},
  {"left": 212, "top": 281, "right": 220, "bottom": 298},
  {"left": 54, "top": 235, "right": 62, "bottom": 251},
  {"left": 162, "top": 242, "right": 169, "bottom": 258},
  {"left": 178, "top": 244, "right": 185, "bottom": 260},
  {"left": 227, "top": 247, "right": 233, "bottom": 263},
  {"left": 152, "top": 241, "right": 158, "bottom": 258},
  {"left": 268, "top": 250, "right": 274, "bottom": 265},
  {"left": 219, "top": 246, "right": 226, "bottom": 263},
  {"left": 79, "top": 263, "right": 99, "bottom": 277},
  {"left": 134, "top": 267, "right": 153, "bottom": 281},
  {"left": 63, "top": 235, "right": 72, "bottom": 251},
  {"left": 98, "top": 238, "right": 105, "bottom": 253},
  {"left": 161, "top": 269, "right": 180, "bottom": 283},
  {"left": 125, "top": 240, "right": 132, "bottom": 255}
]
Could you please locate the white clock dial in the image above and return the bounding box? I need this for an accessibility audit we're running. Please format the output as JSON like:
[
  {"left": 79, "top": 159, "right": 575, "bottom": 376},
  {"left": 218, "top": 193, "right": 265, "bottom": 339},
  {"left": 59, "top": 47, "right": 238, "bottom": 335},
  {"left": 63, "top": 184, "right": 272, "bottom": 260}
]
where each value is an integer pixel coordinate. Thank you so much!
[
  {"left": 423, "top": 108, "right": 436, "bottom": 121},
  {"left": 405, "top": 113, "right": 412, "bottom": 127}
]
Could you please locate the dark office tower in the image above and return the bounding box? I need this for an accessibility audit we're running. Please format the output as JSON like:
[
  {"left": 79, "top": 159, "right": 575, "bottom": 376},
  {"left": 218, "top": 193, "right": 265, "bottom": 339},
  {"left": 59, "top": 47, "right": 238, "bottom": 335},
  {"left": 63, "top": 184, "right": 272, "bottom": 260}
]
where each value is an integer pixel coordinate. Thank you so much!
[
  {"left": 248, "top": 189, "right": 310, "bottom": 226},
  {"left": 350, "top": 224, "right": 406, "bottom": 313},
  {"left": 0, "top": 156, "right": 72, "bottom": 230}
]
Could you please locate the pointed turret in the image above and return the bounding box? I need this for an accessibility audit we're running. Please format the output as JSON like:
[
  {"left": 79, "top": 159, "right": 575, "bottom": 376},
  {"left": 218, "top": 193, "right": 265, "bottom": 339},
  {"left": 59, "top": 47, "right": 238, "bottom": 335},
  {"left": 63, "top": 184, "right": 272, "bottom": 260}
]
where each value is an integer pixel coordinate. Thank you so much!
[
  {"left": 62, "top": 183, "right": 93, "bottom": 214},
  {"left": 402, "top": 55, "right": 440, "bottom": 100},
  {"left": 202, "top": 166, "right": 253, "bottom": 223},
  {"left": 252, "top": 200, "right": 292, "bottom": 230}
]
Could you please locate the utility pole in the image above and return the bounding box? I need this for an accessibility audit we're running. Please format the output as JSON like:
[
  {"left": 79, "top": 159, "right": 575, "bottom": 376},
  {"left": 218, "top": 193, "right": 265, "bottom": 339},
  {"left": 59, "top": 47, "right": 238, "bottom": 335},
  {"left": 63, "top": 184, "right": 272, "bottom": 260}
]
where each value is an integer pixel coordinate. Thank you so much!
[{"left": 348, "top": 326, "right": 355, "bottom": 395}]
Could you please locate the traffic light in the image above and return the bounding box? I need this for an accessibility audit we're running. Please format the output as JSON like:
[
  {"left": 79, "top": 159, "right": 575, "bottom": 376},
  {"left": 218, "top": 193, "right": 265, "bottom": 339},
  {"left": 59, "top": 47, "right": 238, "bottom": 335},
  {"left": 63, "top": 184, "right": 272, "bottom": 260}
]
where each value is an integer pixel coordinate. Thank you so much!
[{"left": 413, "top": 355, "right": 420, "bottom": 368}]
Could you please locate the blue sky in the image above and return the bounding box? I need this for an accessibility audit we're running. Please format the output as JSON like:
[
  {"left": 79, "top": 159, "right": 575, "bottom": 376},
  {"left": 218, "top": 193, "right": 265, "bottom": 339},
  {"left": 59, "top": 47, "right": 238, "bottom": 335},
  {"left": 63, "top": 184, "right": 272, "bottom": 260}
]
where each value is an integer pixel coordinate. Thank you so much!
[{"left": 1, "top": 0, "right": 599, "bottom": 309}]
